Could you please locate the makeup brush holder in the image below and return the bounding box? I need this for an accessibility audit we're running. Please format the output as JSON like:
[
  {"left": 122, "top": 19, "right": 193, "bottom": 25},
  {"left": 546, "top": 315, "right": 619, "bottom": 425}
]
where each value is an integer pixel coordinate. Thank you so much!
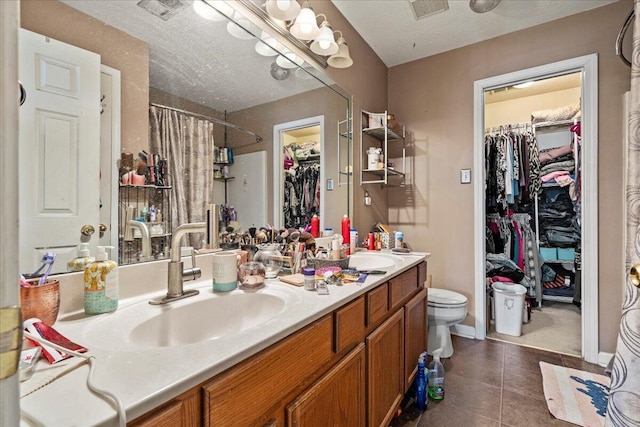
[{"left": 20, "top": 279, "right": 60, "bottom": 326}]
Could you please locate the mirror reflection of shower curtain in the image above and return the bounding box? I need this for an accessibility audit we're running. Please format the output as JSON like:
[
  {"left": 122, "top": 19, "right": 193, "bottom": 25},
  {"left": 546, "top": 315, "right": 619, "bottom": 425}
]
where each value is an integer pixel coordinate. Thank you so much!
[{"left": 149, "top": 105, "right": 214, "bottom": 248}]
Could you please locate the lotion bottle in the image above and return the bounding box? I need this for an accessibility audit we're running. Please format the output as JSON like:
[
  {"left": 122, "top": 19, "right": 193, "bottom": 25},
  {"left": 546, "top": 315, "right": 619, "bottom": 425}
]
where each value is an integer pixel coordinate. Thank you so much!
[
  {"left": 67, "top": 242, "right": 95, "bottom": 272},
  {"left": 84, "top": 246, "right": 118, "bottom": 314}
]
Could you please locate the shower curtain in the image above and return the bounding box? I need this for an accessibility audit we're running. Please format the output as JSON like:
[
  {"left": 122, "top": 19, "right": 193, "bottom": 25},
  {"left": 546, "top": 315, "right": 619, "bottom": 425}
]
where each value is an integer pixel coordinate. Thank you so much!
[
  {"left": 149, "top": 105, "right": 215, "bottom": 248},
  {"left": 605, "top": 2, "right": 640, "bottom": 425}
]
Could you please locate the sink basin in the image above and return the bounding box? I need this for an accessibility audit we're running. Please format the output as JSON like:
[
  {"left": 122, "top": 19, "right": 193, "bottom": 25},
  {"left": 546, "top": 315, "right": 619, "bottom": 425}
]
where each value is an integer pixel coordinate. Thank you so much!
[
  {"left": 348, "top": 252, "right": 404, "bottom": 270},
  {"left": 79, "top": 284, "right": 301, "bottom": 350}
]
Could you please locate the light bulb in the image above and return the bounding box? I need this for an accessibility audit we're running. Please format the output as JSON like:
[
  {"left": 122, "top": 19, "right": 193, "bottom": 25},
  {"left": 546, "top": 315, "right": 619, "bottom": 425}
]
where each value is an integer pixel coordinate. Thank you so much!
[
  {"left": 276, "top": 0, "right": 290, "bottom": 11},
  {"left": 319, "top": 40, "right": 330, "bottom": 50},
  {"left": 300, "top": 23, "right": 312, "bottom": 34}
]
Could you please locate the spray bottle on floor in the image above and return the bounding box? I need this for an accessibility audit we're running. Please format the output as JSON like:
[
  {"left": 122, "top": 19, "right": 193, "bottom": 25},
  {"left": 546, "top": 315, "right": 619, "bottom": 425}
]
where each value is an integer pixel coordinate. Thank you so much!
[
  {"left": 416, "top": 351, "right": 428, "bottom": 410},
  {"left": 428, "top": 348, "right": 445, "bottom": 400}
]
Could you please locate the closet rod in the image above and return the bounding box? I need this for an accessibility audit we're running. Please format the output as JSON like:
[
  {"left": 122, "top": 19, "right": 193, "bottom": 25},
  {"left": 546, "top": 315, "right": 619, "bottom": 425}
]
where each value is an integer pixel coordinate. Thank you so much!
[{"left": 150, "top": 103, "right": 263, "bottom": 143}]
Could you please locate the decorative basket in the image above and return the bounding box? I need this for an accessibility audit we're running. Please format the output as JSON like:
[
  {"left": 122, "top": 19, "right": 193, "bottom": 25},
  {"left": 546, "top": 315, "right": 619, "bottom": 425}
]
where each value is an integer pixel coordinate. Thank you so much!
[{"left": 309, "top": 257, "right": 350, "bottom": 270}]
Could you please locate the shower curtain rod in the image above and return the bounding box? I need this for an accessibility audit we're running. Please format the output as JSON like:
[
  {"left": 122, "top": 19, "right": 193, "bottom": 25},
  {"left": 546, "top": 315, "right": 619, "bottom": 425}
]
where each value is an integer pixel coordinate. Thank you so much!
[{"left": 150, "top": 103, "right": 263, "bottom": 143}]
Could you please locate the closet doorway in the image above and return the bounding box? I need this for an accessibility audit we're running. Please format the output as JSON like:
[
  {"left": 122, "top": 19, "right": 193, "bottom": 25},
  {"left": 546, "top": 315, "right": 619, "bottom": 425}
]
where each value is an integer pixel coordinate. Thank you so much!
[
  {"left": 473, "top": 55, "right": 600, "bottom": 363},
  {"left": 273, "top": 116, "right": 325, "bottom": 230}
]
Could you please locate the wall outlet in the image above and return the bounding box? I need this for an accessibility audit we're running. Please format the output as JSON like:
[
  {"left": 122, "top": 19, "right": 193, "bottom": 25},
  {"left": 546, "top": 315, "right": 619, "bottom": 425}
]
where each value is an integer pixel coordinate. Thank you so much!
[{"left": 460, "top": 169, "right": 471, "bottom": 184}]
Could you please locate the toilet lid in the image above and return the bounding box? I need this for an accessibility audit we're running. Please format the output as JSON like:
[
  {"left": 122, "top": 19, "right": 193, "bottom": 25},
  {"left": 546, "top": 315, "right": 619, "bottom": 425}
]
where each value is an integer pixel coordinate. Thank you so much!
[{"left": 428, "top": 288, "right": 467, "bottom": 305}]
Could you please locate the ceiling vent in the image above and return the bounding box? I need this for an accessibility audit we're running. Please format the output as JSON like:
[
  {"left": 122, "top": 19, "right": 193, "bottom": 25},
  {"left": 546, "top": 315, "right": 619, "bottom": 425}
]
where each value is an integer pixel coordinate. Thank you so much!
[
  {"left": 137, "top": 0, "right": 188, "bottom": 21},
  {"left": 409, "top": 0, "right": 449, "bottom": 20}
]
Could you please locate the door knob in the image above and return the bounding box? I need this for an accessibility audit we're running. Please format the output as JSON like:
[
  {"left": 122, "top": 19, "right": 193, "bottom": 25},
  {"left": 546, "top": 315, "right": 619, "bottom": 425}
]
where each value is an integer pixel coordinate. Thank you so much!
[
  {"left": 629, "top": 263, "right": 640, "bottom": 287},
  {"left": 81, "top": 224, "right": 95, "bottom": 236}
]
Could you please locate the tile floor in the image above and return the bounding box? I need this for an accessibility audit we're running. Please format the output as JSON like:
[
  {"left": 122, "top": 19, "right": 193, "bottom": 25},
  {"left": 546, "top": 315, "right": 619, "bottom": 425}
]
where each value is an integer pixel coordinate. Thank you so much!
[{"left": 390, "top": 335, "right": 605, "bottom": 427}]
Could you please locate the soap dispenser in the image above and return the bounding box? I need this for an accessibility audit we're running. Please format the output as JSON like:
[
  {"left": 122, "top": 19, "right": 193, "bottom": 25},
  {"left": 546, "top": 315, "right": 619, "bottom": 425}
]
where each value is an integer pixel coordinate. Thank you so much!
[
  {"left": 67, "top": 243, "right": 95, "bottom": 272},
  {"left": 84, "top": 246, "right": 118, "bottom": 314}
]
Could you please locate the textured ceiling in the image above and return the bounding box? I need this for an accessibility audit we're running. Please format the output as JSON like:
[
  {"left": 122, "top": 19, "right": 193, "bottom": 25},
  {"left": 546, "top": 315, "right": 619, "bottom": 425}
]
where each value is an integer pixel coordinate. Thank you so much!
[
  {"left": 331, "top": 0, "right": 618, "bottom": 67},
  {"left": 61, "top": 0, "right": 324, "bottom": 113}
]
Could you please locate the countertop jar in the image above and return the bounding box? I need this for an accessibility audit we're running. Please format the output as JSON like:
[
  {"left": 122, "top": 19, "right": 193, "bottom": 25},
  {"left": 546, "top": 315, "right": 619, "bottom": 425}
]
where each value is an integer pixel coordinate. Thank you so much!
[{"left": 253, "top": 243, "right": 283, "bottom": 279}]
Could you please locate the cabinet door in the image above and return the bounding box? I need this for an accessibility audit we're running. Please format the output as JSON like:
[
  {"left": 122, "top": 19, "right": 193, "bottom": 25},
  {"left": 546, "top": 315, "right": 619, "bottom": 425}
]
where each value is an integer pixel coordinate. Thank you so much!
[
  {"left": 404, "top": 289, "right": 427, "bottom": 392},
  {"left": 366, "top": 309, "right": 404, "bottom": 427},
  {"left": 287, "top": 344, "right": 365, "bottom": 427},
  {"left": 128, "top": 387, "right": 200, "bottom": 427},
  {"left": 202, "top": 316, "right": 333, "bottom": 427}
]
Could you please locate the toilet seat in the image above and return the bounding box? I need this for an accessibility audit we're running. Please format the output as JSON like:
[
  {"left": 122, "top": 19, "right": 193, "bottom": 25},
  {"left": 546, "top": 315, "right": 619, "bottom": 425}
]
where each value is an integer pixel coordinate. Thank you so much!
[{"left": 428, "top": 288, "right": 467, "bottom": 306}]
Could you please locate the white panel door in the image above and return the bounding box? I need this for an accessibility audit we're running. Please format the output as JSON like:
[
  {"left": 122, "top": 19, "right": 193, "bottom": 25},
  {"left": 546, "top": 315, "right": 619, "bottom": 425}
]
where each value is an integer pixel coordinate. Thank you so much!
[
  {"left": 227, "top": 152, "right": 267, "bottom": 229},
  {"left": 19, "top": 29, "right": 101, "bottom": 275}
]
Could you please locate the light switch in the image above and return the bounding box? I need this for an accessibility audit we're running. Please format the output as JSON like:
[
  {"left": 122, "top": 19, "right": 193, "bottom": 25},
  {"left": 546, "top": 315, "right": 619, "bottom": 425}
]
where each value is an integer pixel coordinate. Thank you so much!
[
  {"left": 460, "top": 169, "right": 471, "bottom": 184},
  {"left": 326, "top": 179, "right": 334, "bottom": 191}
]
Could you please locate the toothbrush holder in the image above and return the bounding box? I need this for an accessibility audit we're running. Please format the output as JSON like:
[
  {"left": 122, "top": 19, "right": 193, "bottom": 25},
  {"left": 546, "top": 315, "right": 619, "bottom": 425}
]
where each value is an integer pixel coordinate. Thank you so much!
[{"left": 20, "top": 279, "right": 60, "bottom": 326}]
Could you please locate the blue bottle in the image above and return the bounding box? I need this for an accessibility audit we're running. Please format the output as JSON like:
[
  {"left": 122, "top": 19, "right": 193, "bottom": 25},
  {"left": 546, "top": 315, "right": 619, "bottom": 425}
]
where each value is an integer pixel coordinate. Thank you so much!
[{"left": 416, "top": 352, "right": 428, "bottom": 410}]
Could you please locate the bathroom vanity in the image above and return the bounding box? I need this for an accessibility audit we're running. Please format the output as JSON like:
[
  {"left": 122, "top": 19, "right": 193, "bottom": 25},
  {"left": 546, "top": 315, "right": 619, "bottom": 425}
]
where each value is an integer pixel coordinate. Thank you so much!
[{"left": 19, "top": 251, "right": 429, "bottom": 427}]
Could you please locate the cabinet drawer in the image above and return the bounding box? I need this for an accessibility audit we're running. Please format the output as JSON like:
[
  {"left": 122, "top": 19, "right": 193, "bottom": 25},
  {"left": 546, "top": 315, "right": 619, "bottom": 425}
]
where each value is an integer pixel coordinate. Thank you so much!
[
  {"left": 334, "top": 296, "right": 365, "bottom": 353},
  {"left": 418, "top": 261, "right": 427, "bottom": 289},
  {"left": 366, "top": 283, "right": 389, "bottom": 328},
  {"left": 202, "top": 315, "right": 333, "bottom": 427},
  {"left": 129, "top": 387, "right": 200, "bottom": 427},
  {"left": 388, "top": 267, "right": 418, "bottom": 311}
]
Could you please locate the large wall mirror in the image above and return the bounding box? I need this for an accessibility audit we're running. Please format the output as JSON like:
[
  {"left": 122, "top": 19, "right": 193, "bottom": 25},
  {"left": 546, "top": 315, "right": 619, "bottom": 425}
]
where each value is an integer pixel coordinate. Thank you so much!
[{"left": 20, "top": 0, "right": 352, "bottom": 275}]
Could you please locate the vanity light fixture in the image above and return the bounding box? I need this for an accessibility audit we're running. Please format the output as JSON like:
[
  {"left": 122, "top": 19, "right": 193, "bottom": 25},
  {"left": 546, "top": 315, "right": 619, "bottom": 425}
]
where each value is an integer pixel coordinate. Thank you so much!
[
  {"left": 194, "top": 0, "right": 228, "bottom": 21},
  {"left": 255, "top": 31, "right": 283, "bottom": 56},
  {"left": 327, "top": 33, "right": 353, "bottom": 69},
  {"left": 192, "top": 0, "right": 233, "bottom": 22},
  {"left": 276, "top": 49, "right": 305, "bottom": 69},
  {"left": 226, "top": 11, "right": 259, "bottom": 40},
  {"left": 289, "top": 2, "right": 321, "bottom": 40},
  {"left": 310, "top": 20, "right": 339, "bottom": 56},
  {"left": 265, "top": 0, "right": 301, "bottom": 21}
]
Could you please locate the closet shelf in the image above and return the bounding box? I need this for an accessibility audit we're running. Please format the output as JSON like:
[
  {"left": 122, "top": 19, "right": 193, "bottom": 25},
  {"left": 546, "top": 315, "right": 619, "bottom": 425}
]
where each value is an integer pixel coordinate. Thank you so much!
[{"left": 363, "top": 168, "right": 405, "bottom": 178}]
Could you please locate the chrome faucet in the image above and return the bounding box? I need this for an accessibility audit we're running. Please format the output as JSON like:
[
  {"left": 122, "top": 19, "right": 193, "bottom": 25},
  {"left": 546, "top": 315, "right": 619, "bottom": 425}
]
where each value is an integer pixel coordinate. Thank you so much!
[
  {"left": 126, "top": 220, "right": 152, "bottom": 262},
  {"left": 149, "top": 222, "right": 205, "bottom": 305}
]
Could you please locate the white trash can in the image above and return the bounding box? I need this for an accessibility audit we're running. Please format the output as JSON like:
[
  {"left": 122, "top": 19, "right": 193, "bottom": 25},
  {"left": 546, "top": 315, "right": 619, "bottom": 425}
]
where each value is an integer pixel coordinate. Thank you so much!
[{"left": 492, "top": 283, "right": 527, "bottom": 337}]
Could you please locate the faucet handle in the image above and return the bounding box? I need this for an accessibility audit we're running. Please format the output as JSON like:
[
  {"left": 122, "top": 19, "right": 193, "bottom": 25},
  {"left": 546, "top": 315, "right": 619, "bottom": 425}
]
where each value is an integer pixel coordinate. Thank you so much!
[{"left": 182, "top": 247, "right": 202, "bottom": 282}]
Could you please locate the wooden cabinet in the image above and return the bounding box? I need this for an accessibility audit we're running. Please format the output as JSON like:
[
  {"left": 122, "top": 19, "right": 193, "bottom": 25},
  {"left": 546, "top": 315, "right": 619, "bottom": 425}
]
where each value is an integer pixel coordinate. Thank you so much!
[
  {"left": 366, "top": 308, "right": 405, "bottom": 427},
  {"left": 130, "top": 262, "right": 428, "bottom": 427},
  {"left": 334, "top": 296, "right": 365, "bottom": 353},
  {"left": 404, "top": 289, "right": 427, "bottom": 391},
  {"left": 128, "top": 387, "right": 200, "bottom": 427},
  {"left": 202, "top": 316, "right": 333, "bottom": 427},
  {"left": 287, "top": 344, "right": 366, "bottom": 427}
]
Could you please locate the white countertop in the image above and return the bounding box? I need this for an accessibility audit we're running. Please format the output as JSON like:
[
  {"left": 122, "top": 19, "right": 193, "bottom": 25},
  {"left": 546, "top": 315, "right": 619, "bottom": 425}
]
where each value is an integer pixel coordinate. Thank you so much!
[{"left": 19, "top": 251, "right": 429, "bottom": 426}]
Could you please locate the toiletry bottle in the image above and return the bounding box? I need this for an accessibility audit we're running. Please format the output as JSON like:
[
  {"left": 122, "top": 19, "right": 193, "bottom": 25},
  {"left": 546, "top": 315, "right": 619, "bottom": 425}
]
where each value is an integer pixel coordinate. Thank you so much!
[
  {"left": 84, "top": 246, "right": 118, "bottom": 314},
  {"left": 428, "top": 348, "right": 445, "bottom": 400},
  {"left": 303, "top": 267, "right": 316, "bottom": 291},
  {"left": 310, "top": 214, "right": 320, "bottom": 238},
  {"left": 395, "top": 231, "right": 404, "bottom": 249},
  {"left": 416, "top": 352, "right": 428, "bottom": 410},
  {"left": 349, "top": 228, "right": 358, "bottom": 254},
  {"left": 341, "top": 215, "right": 350, "bottom": 253},
  {"left": 67, "top": 242, "right": 95, "bottom": 272},
  {"left": 149, "top": 205, "right": 156, "bottom": 222}
]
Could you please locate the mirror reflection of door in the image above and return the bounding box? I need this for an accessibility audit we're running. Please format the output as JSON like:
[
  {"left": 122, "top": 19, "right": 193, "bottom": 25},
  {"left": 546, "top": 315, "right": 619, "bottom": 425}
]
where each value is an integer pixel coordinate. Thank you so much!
[
  {"left": 19, "top": 29, "right": 101, "bottom": 275},
  {"left": 273, "top": 116, "right": 324, "bottom": 230}
]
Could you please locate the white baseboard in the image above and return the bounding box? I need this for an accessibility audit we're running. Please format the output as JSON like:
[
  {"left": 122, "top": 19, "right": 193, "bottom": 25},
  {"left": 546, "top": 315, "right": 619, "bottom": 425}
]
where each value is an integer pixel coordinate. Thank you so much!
[
  {"left": 598, "top": 351, "right": 615, "bottom": 368},
  {"left": 451, "top": 324, "right": 476, "bottom": 339}
]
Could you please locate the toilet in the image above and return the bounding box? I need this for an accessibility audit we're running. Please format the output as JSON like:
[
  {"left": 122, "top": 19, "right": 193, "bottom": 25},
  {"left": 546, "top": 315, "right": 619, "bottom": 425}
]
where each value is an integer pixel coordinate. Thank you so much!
[{"left": 427, "top": 288, "right": 468, "bottom": 358}]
